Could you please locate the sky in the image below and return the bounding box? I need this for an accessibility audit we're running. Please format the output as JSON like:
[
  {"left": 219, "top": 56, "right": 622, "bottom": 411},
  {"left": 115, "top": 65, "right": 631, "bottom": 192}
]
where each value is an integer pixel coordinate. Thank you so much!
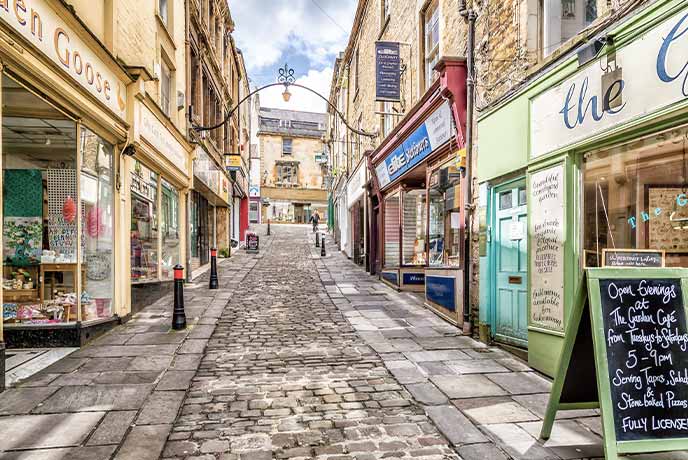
[{"left": 229, "top": 0, "right": 358, "bottom": 113}]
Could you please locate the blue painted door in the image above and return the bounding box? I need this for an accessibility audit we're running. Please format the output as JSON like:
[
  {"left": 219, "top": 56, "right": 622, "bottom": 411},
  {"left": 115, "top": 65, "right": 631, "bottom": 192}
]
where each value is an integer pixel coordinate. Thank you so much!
[{"left": 493, "top": 183, "right": 528, "bottom": 347}]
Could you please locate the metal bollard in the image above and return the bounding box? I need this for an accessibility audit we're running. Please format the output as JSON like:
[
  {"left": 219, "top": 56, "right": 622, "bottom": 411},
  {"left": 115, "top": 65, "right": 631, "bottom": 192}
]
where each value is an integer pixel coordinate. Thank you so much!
[
  {"left": 267, "top": 219, "right": 271, "bottom": 236},
  {"left": 209, "top": 248, "right": 219, "bottom": 290},
  {"left": 321, "top": 235, "right": 326, "bottom": 257},
  {"left": 0, "top": 341, "right": 5, "bottom": 392},
  {"left": 315, "top": 231, "right": 320, "bottom": 247},
  {"left": 172, "top": 265, "right": 187, "bottom": 330}
]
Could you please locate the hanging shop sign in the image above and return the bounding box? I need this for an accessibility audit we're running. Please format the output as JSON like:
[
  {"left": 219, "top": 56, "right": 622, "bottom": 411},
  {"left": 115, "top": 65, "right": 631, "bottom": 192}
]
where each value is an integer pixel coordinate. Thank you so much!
[
  {"left": 541, "top": 269, "right": 688, "bottom": 460},
  {"left": 0, "top": 0, "right": 128, "bottom": 119},
  {"left": 531, "top": 8, "right": 688, "bottom": 159},
  {"left": 140, "top": 104, "right": 188, "bottom": 173},
  {"left": 226, "top": 154, "right": 242, "bottom": 172},
  {"left": 347, "top": 161, "right": 367, "bottom": 208},
  {"left": 375, "top": 41, "right": 401, "bottom": 102},
  {"left": 529, "top": 164, "right": 565, "bottom": 332},
  {"left": 375, "top": 101, "right": 453, "bottom": 189}
]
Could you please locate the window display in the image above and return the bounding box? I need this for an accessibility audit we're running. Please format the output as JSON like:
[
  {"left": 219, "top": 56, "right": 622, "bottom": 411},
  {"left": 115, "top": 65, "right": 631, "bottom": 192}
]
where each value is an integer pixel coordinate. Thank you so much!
[
  {"left": 583, "top": 128, "right": 688, "bottom": 268},
  {"left": 161, "top": 179, "right": 181, "bottom": 279},
  {"left": 428, "top": 162, "right": 462, "bottom": 267},
  {"left": 402, "top": 190, "right": 426, "bottom": 265},
  {"left": 383, "top": 192, "right": 400, "bottom": 267},
  {"left": 2, "top": 75, "right": 115, "bottom": 325},
  {"left": 131, "top": 162, "right": 158, "bottom": 282}
]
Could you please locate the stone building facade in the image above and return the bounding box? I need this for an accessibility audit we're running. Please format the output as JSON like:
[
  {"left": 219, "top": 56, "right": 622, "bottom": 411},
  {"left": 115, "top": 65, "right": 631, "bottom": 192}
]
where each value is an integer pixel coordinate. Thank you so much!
[
  {"left": 259, "top": 108, "right": 329, "bottom": 224},
  {"left": 328, "top": 0, "right": 649, "bottom": 340}
]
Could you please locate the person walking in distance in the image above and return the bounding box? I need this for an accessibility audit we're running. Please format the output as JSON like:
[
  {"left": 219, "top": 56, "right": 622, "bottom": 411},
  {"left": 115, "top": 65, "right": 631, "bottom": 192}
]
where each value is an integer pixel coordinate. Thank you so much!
[{"left": 309, "top": 211, "right": 320, "bottom": 233}]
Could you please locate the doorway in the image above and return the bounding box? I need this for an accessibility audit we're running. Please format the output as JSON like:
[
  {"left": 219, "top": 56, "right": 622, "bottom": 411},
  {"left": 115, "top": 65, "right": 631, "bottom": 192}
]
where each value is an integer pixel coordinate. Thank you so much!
[{"left": 491, "top": 179, "right": 528, "bottom": 348}]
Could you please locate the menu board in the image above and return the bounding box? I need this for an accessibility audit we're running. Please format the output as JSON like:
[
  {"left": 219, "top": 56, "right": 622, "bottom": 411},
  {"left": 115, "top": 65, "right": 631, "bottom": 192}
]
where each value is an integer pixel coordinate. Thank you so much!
[
  {"left": 599, "top": 277, "right": 688, "bottom": 441},
  {"left": 530, "top": 164, "right": 565, "bottom": 331},
  {"left": 603, "top": 249, "right": 665, "bottom": 268}
]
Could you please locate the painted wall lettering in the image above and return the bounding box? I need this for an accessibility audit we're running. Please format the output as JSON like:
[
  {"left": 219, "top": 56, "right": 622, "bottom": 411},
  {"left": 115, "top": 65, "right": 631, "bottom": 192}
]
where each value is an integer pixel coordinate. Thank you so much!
[{"left": 656, "top": 12, "right": 688, "bottom": 97}]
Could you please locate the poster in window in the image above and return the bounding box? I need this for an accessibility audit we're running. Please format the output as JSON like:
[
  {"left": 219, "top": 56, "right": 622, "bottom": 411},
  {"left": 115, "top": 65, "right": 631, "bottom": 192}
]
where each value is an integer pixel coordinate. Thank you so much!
[{"left": 648, "top": 187, "right": 688, "bottom": 253}]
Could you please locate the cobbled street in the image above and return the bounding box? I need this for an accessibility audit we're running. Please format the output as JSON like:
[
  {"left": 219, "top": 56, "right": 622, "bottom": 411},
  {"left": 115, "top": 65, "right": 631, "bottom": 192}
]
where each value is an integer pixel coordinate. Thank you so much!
[{"left": 162, "top": 226, "right": 460, "bottom": 460}]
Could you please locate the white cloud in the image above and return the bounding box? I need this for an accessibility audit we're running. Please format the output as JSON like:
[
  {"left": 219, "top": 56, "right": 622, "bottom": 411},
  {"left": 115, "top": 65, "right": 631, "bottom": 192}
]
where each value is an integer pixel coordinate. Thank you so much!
[
  {"left": 229, "top": 0, "right": 356, "bottom": 72},
  {"left": 258, "top": 67, "right": 333, "bottom": 113}
]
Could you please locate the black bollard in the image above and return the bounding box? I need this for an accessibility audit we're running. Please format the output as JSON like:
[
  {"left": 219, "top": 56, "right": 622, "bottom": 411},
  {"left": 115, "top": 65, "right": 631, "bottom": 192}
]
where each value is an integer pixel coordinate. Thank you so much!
[
  {"left": 0, "top": 341, "right": 5, "bottom": 392},
  {"left": 172, "top": 265, "right": 186, "bottom": 330},
  {"left": 315, "top": 231, "right": 320, "bottom": 247},
  {"left": 267, "top": 219, "right": 271, "bottom": 236},
  {"left": 209, "top": 248, "right": 219, "bottom": 290},
  {"left": 321, "top": 235, "right": 326, "bottom": 257}
]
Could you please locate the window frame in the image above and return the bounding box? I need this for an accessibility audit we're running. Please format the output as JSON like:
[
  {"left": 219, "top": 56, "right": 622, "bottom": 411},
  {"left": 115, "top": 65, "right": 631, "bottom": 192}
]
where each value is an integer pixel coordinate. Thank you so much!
[
  {"left": 282, "top": 138, "right": 293, "bottom": 156},
  {"left": 160, "top": 55, "right": 172, "bottom": 116},
  {"left": 158, "top": 0, "right": 169, "bottom": 27},
  {"left": 423, "top": 0, "right": 440, "bottom": 90}
]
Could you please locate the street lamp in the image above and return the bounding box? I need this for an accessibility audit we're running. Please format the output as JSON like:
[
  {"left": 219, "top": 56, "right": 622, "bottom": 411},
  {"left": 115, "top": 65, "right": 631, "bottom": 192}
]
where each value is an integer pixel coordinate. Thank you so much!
[{"left": 192, "top": 64, "right": 376, "bottom": 139}]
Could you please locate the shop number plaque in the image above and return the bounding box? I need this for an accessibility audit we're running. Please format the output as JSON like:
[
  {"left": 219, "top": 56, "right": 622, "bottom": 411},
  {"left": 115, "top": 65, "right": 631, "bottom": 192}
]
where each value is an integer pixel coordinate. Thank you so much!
[{"left": 541, "top": 268, "right": 688, "bottom": 460}]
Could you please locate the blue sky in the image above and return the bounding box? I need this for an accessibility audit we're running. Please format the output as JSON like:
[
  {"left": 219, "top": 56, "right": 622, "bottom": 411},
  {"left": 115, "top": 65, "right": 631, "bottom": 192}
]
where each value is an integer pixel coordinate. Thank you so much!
[{"left": 229, "top": 0, "right": 357, "bottom": 113}]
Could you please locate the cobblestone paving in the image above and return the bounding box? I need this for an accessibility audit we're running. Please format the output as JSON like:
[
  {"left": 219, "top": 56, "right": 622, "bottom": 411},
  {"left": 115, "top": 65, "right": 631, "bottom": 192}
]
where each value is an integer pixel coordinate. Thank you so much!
[{"left": 162, "top": 226, "right": 459, "bottom": 460}]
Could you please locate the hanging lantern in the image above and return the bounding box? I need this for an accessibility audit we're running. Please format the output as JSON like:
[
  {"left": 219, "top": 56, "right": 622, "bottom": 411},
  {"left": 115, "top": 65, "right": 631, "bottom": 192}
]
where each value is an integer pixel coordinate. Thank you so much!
[{"left": 63, "top": 196, "right": 76, "bottom": 223}]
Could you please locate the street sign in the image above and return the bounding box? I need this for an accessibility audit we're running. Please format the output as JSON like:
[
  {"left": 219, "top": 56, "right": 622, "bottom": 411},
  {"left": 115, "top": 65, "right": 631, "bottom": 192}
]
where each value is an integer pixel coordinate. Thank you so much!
[
  {"left": 226, "top": 154, "right": 241, "bottom": 172},
  {"left": 375, "top": 41, "right": 401, "bottom": 102},
  {"left": 541, "top": 268, "right": 688, "bottom": 460}
]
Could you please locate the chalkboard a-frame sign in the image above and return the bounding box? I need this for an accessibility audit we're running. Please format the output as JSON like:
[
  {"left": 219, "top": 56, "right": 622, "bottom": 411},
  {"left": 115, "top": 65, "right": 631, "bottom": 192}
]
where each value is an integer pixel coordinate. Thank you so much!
[{"left": 540, "top": 268, "right": 688, "bottom": 460}]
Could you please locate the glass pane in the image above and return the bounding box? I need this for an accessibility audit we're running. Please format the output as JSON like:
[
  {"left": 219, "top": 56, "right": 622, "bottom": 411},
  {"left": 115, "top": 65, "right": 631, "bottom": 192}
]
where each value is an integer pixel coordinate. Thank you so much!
[
  {"left": 2, "top": 75, "right": 78, "bottom": 325},
  {"left": 384, "top": 192, "right": 400, "bottom": 267},
  {"left": 402, "top": 190, "right": 427, "bottom": 265},
  {"left": 428, "top": 188, "right": 445, "bottom": 266},
  {"left": 161, "top": 179, "right": 180, "bottom": 280},
  {"left": 131, "top": 162, "right": 158, "bottom": 282},
  {"left": 80, "top": 127, "right": 114, "bottom": 321},
  {"left": 583, "top": 128, "right": 688, "bottom": 268},
  {"left": 518, "top": 187, "right": 527, "bottom": 206},
  {"left": 499, "top": 191, "right": 513, "bottom": 210}
]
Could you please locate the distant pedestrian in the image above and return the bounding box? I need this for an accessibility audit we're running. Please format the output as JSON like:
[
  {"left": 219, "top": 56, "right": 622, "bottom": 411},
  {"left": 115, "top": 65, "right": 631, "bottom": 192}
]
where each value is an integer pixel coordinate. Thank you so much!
[{"left": 309, "top": 211, "right": 320, "bottom": 232}]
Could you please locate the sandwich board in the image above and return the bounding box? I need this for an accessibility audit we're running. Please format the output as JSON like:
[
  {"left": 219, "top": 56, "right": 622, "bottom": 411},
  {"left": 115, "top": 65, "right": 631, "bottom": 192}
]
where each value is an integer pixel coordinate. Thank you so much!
[{"left": 540, "top": 268, "right": 688, "bottom": 460}]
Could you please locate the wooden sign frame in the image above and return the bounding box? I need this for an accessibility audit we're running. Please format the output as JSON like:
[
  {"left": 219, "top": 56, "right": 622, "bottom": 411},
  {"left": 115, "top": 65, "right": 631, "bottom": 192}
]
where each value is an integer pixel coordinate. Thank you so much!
[
  {"left": 541, "top": 268, "right": 688, "bottom": 460},
  {"left": 601, "top": 248, "right": 665, "bottom": 268}
]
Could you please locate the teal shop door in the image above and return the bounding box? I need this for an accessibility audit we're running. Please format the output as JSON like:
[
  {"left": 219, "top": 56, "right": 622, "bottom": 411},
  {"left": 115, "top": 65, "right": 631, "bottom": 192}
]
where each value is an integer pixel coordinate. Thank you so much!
[{"left": 492, "top": 182, "right": 528, "bottom": 347}]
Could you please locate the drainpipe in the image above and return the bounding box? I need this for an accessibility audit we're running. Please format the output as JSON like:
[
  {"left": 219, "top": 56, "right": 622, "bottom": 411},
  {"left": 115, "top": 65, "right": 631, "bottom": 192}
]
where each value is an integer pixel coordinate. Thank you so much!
[{"left": 460, "top": 1, "right": 477, "bottom": 330}]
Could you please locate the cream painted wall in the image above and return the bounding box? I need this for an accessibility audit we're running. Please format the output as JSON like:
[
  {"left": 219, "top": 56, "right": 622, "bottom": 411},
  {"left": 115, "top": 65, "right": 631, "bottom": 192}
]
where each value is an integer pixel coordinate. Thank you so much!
[{"left": 260, "top": 134, "right": 326, "bottom": 190}]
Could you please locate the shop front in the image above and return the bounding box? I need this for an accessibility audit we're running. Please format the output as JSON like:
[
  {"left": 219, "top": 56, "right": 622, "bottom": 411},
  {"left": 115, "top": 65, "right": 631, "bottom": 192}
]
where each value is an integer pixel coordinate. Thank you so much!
[
  {"left": 191, "top": 147, "right": 230, "bottom": 273},
  {"left": 0, "top": 0, "right": 133, "bottom": 350},
  {"left": 347, "top": 159, "right": 367, "bottom": 266},
  {"left": 478, "top": 0, "right": 688, "bottom": 376},
  {"left": 333, "top": 175, "right": 348, "bottom": 254},
  {"left": 370, "top": 58, "right": 467, "bottom": 326},
  {"left": 129, "top": 101, "right": 191, "bottom": 311}
]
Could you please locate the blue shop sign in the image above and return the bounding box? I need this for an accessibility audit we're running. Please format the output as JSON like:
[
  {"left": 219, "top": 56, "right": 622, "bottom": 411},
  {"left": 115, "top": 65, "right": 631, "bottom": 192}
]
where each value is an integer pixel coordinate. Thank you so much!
[{"left": 375, "top": 102, "right": 453, "bottom": 189}]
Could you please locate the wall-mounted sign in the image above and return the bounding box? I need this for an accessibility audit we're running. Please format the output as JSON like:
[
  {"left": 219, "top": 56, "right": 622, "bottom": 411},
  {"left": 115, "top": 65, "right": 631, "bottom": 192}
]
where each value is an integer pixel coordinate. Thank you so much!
[
  {"left": 531, "top": 9, "right": 688, "bottom": 158},
  {"left": 375, "top": 41, "right": 401, "bottom": 102},
  {"left": 602, "top": 249, "right": 665, "bottom": 268},
  {"left": 529, "top": 164, "right": 565, "bottom": 332},
  {"left": 375, "top": 101, "right": 453, "bottom": 189},
  {"left": 226, "top": 154, "right": 242, "bottom": 172},
  {"left": 0, "top": 0, "right": 128, "bottom": 120},
  {"left": 315, "top": 153, "right": 329, "bottom": 164},
  {"left": 140, "top": 104, "right": 188, "bottom": 173},
  {"left": 249, "top": 186, "right": 260, "bottom": 198}
]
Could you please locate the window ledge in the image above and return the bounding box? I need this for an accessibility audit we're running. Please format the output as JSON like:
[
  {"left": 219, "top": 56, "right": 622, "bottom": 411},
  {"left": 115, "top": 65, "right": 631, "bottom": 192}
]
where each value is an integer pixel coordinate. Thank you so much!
[{"left": 156, "top": 14, "right": 177, "bottom": 50}]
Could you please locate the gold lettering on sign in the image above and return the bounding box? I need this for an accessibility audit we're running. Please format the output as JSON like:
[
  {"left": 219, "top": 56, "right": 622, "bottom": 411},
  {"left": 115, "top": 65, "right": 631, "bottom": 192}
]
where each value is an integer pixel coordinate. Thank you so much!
[
  {"left": 14, "top": 0, "right": 26, "bottom": 25},
  {"left": 54, "top": 27, "right": 69, "bottom": 67},
  {"left": 104, "top": 80, "right": 111, "bottom": 100},
  {"left": 30, "top": 9, "right": 41, "bottom": 40},
  {"left": 73, "top": 50, "right": 82, "bottom": 74},
  {"left": 85, "top": 62, "right": 93, "bottom": 84}
]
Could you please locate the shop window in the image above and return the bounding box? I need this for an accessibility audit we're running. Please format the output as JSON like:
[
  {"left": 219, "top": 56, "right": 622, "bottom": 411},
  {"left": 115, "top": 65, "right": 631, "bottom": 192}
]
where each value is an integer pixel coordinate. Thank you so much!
[
  {"left": 161, "top": 179, "right": 180, "bottom": 280},
  {"left": 402, "top": 190, "right": 427, "bottom": 265},
  {"left": 423, "top": 1, "right": 440, "bottom": 89},
  {"left": 159, "top": 0, "right": 169, "bottom": 26},
  {"left": 583, "top": 129, "right": 688, "bottom": 268},
  {"left": 2, "top": 75, "right": 115, "bottom": 326},
  {"left": 384, "top": 192, "right": 400, "bottom": 267},
  {"left": 282, "top": 138, "right": 292, "bottom": 155},
  {"left": 160, "top": 57, "right": 171, "bottom": 116},
  {"left": 540, "top": 0, "right": 598, "bottom": 58},
  {"left": 80, "top": 128, "right": 115, "bottom": 321},
  {"left": 428, "top": 162, "right": 462, "bottom": 266},
  {"left": 131, "top": 162, "right": 159, "bottom": 282}
]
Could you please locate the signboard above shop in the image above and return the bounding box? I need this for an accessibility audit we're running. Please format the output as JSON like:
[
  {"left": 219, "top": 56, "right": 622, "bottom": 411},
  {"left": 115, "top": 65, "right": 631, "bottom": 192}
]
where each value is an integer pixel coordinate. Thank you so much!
[
  {"left": 375, "top": 41, "right": 401, "bottom": 102},
  {"left": 226, "top": 154, "right": 242, "bottom": 172},
  {"left": 531, "top": 8, "right": 688, "bottom": 159},
  {"left": 0, "top": 0, "right": 128, "bottom": 120},
  {"left": 374, "top": 101, "right": 453, "bottom": 190},
  {"left": 140, "top": 104, "right": 188, "bottom": 174}
]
